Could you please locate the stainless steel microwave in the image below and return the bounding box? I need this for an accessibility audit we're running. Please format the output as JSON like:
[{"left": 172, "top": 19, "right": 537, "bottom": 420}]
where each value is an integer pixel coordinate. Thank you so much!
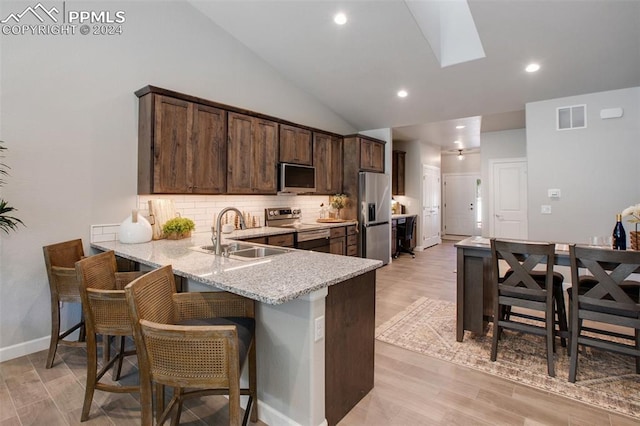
[{"left": 279, "top": 163, "right": 316, "bottom": 193}]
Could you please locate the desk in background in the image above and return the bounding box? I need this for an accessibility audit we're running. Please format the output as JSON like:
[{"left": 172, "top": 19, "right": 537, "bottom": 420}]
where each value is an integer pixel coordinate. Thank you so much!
[{"left": 392, "top": 214, "right": 417, "bottom": 257}]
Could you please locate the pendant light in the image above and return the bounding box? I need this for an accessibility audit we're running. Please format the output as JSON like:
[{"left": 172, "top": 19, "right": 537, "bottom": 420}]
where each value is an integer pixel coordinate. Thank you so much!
[{"left": 457, "top": 149, "right": 464, "bottom": 160}]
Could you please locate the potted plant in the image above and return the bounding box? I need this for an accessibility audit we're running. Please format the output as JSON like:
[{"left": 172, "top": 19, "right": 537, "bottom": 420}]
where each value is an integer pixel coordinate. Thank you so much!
[
  {"left": 0, "top": 141, "right": 24, "bottom": 234},
  {"left": 330, "top": 194, "right": 347, "bottom": 219},
  {"left": 162, "top": 217, "right": 195, "bottom": 240}
]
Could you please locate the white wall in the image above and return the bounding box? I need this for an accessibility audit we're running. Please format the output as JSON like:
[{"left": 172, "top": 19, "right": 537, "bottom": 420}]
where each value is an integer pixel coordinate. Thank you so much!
[
  {"left": 0, "top": 1, "right": 356, "bottom": 358},
  {"left": 480, "top": 129, "right": 527, "bottom": 237},
  {"left": 526, "top": 87, "right": 640, "bottom": 243}
]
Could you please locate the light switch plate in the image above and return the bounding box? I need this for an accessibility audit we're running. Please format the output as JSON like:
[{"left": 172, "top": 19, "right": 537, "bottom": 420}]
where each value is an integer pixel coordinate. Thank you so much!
[
  {"left": 541, "top": 205, "right": 552, "bottom": 214},
  {"left": 548, "top": 188, "right": 561, "bottom": 199}
]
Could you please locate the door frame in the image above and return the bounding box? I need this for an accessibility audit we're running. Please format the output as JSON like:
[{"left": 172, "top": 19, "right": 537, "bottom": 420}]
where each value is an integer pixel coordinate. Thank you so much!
[
  {"left": 488, "top": 157, "right": 528, "bottom": 238},
  {"left": 443, "top": 172, "right": 481, "bottom": 237}
]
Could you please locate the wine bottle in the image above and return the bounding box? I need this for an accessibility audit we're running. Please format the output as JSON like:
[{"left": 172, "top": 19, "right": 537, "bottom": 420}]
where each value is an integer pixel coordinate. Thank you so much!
[{"left": 612, "top": 214, "right": 627, "bottom": 250}]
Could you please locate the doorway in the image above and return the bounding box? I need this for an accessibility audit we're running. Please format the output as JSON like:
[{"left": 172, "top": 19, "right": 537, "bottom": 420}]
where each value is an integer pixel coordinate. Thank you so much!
[
  {"left": 443, "top": 173, "right": 481, "bottom": 237},
  {"left": 422, "top": 165, "right": 441, "bottom": 248},
  {"left": 489, "top": 158, "right": 528, "bottom": 239}
]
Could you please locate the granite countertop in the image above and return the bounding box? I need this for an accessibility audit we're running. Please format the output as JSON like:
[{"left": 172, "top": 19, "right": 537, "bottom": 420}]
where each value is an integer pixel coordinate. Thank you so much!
[{"left": 92, "top": 230, "right": 380, "bottom": 305}]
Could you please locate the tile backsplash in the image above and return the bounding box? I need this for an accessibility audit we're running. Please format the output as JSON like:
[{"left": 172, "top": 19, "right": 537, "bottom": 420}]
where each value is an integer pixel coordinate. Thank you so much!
[{"left": 137, "top": 194, "right": 332, "bottom": 233}]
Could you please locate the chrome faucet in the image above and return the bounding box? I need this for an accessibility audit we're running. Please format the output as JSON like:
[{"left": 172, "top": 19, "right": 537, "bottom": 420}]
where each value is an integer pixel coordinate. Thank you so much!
[{"left": 213, "top": 207, "right": 247, "bottom": 255}]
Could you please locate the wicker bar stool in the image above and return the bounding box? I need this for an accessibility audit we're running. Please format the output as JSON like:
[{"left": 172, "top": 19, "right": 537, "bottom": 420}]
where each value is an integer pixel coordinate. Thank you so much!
[
  {"left": 75, "top": 250, "right": 145, "bottom": 422},
  {"left": 43, "top": 239, "right": 87, "bottom": 369},
  {"left": 125, "top": 265, "right": 257, "bottom": 426}
]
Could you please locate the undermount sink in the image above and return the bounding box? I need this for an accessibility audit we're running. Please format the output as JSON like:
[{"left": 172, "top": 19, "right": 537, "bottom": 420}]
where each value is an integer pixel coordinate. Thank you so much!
[
  {"left": 230, "top": 246, "right": 290, "bottom": 259},
  {"left": 191, "top": 242, "right": 291, "bottom": 260},
  {"left": 198, "top": 242, "right": 255, "bottom": 253}
]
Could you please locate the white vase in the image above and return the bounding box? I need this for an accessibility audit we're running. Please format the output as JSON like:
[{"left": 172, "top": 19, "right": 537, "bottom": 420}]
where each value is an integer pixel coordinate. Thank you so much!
[{"left": 119, "top": 210, "right": 153, "bottom": 244}]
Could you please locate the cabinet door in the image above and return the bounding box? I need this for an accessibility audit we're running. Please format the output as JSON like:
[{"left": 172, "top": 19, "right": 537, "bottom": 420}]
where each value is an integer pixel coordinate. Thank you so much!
[
  {"left": 392, "top": 151, "right": 405, "bottom": 195},
  {"left": 227, "top": 112, "right": 254, "bottom": 193},
  {"left": 153, "top": 95, "right": 191, "bottom": 193},
  {"left": 280, "top": 124, "right": 312, "bottom": 165},
  {"left": 228, "top": 113, "right": 277, "bottom": 194},
  {"left": 192, "top": 104, "right": 226, "bottom": 194},
  {"left": 267, "top": 233, "right": 294, "bottom": 247},
  {"left": 314, "top": 132, "right": 343, "bottom": 194},
  {"left": 252, "top": 118, "right": 278, "bottom": 193},
  {"left": 330, "top": 236, "right": 346, "bottom": 255},
  {"left": 360, "top": 138, "right": 385, "bottom": 172}
]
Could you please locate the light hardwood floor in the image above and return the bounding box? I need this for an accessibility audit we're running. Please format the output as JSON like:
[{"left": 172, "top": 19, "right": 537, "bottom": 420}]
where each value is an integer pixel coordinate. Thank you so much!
[
  {"left": 339, "top": 241, "right": 638, "bottom": 426},
  {"left": 1, "top": 241, "right": 637, "bottom": 425}
]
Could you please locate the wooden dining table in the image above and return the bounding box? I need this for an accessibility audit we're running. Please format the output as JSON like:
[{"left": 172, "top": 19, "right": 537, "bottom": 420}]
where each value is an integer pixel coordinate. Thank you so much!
[{"left": 454, "top": 236, "right": 572, "bottom": 342}]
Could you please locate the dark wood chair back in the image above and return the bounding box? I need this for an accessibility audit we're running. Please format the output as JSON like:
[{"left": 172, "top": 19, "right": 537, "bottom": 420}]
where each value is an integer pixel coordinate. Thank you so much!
[
  {"left": 490, "top": 238, "right": 558, "bottom": 376},
  {"left": 568, "top": 245, "right": 640, "bottom": 382}
]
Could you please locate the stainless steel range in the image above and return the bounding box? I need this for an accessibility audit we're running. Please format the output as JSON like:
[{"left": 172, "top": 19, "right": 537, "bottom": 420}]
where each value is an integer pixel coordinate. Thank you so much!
[{"left": 265, "top": 207, "right": 331, "bottom": 252}]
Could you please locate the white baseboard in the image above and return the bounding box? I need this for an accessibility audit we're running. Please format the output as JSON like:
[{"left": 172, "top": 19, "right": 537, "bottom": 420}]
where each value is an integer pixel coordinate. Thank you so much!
[
  {"left": 0, "top": 336, "right": 49, "bottom": 363},
  {"left": 257, "top": 399, "right": 327, "bottom": 426}
]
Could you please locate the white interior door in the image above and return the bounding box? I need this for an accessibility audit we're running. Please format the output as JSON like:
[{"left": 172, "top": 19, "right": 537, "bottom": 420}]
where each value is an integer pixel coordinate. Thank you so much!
[
  {"left": 444, "top": 174, "right": 479, "bottom": 236},
  {"left": 490, "top": 159, "right": 528, "bottom": 239},
  {"left": 422, "top": 165, "right": 441, "bottom": 248}
]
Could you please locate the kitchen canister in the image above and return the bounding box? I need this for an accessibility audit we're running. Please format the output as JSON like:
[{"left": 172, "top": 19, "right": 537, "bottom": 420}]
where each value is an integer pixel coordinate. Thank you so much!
[{"left": 119, "top": 210, "right": 153, "bottom": 244}]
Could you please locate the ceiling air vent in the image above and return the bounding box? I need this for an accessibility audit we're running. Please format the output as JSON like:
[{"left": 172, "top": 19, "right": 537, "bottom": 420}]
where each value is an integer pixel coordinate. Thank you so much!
[{"left": 557, "top": 104, "right": 586, "bottom": 130}]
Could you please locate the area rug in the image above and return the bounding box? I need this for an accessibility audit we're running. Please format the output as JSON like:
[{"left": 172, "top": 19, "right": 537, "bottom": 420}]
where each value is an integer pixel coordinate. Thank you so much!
[{"left": 375, "top": 297, "right": 640, "bottom": 420}]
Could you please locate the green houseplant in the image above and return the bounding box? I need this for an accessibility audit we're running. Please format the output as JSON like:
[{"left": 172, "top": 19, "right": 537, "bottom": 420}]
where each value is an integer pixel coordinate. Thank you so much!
[
  {"left": 162, "top": 217, "right": 195, "bottom": 240},
  {"left": 0, "top": 141, "right": 24, "bottom": 234},
  {"left": 330, "top": 193, "right": 347, "bottom": 219}
]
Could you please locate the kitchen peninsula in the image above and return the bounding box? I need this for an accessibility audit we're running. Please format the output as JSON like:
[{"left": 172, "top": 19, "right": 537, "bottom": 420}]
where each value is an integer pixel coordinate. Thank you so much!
[{"left": 92, "top": 229, "right": 381, "bottom": 426}]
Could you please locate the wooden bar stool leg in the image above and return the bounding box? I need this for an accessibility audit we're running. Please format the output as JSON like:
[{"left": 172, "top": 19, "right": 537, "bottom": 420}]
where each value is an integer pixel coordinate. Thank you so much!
[
  {"left": 111, "top": 336, "right": 126, "bottom": 381},
  {"left": 46, "top": 300, "right": 61, "bottom": 369},
  {"left": 81, "top": 333, "right": 99, "bottom": 421},
  {"left": 102, "top": 335, "right": 110, "bottom": 366}
]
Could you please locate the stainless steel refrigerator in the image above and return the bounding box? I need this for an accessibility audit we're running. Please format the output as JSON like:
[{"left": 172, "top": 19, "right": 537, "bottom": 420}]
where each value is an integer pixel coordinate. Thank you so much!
[{"left": 359, "top": 172, "right": 391, "bottom": 265}]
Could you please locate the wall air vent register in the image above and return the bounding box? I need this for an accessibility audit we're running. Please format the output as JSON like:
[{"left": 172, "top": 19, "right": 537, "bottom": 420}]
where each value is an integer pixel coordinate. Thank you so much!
[{"left": 557, "top": 104, "right": 586, "bottom": 130}]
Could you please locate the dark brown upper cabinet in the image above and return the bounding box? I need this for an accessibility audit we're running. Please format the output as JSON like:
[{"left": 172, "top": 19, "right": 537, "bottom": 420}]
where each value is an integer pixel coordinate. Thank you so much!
[
  {"left": 359, "top": 138, "right": 385, "bottom": 172},
  {"left": 392, "top": 150, "right": 406, "bottom": 195},
  {"left": 313, "top": 132, "right": 343, "bottom": 195},
  {"left": 342, "top": 134, "right": 386, "bottom": 220},
  {"left": 227, "top": 112, "right": 278, "bottom": 194},
  {"left": 279, "top": 124, "right": 312, "bottom": 165},
  {"left": 137, "top": 94, "right": 226, "bottom": 194}
]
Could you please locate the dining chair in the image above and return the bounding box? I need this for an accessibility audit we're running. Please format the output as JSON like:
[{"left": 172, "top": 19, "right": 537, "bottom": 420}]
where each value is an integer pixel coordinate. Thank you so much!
[
  {"left": 124, "top": 264, "right": 257, "bottom": 426},
  {"left": 75, "top": 250, "right": 145, "bottom": 421},
  {"left": 490, "top": 238, "right": 561, "bottom": 376},
  {"left": 43, "top": 239, "right": 87, "bottom": 369},
  {"left": 568, "top": 245, "right": 640, "bottom": 382}
]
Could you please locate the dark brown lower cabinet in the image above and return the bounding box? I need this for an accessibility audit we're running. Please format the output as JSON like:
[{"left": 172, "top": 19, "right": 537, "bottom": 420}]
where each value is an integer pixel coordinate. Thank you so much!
[{"left": 325, "top": 270, "right": 376, "bottom": 425}]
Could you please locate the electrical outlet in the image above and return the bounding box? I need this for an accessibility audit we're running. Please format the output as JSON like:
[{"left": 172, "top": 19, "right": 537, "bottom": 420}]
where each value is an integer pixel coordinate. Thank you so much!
[
  {"left": 541, "top": 205, "right": 552, "bottom": 214},
  {"left": 314, "top": 315, "right": 325, "bottom": 342}
]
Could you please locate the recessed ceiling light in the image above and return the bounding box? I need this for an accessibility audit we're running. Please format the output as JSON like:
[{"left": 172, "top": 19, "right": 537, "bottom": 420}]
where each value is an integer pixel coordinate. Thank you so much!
[
  {"left": 397, "top": 90, "right": 408, "bottom": 98},
  {"left": 455, "top": 125, "right": 466, "bottom": 129},
  {"left": 334, "top": 12, "right": 347, "bottom": 25},
  {"left": 525, "top": 63, "right": 540, "bottom": 73},
  {"left": 454, "top": 140, "right": 461, "bottom": 144}
]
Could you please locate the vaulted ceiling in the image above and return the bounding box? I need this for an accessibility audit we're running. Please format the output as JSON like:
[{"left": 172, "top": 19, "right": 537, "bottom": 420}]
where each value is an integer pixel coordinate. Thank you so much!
[{"left": 190, "top": 0, "right": 640, "bottom": 151}]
